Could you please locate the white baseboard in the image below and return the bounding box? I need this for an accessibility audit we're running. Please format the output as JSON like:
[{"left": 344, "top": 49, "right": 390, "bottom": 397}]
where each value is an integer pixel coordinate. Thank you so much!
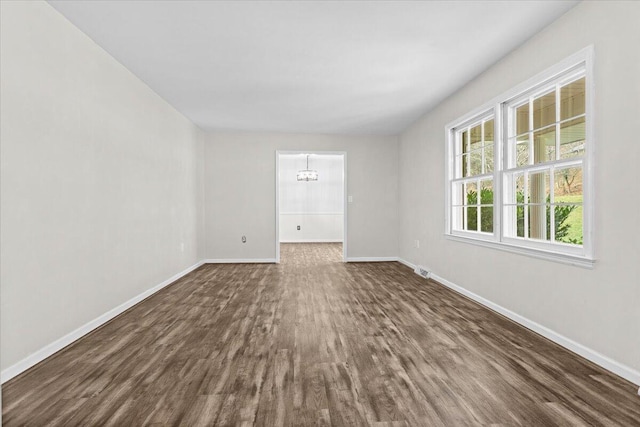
[
  {"left": 397, "top": 258, "right": 640, "bottom": 387},
  {"left": 1, "top": 260, "right": 205, "bottom": 384},
  {"left": 346, "top": 257, "right": 399, "bottom": 263},
  {"left": 397, "top": 258, "right": 416, "bottom": 270},
  {"left": 8, "top": 255, "right": 637, "bottom": 393},
  {"left": 204, "top": 258, "right": 276, "bottom": 264},
  {"left": 279, "top": 240, "right": 343, "bottom": 243}
]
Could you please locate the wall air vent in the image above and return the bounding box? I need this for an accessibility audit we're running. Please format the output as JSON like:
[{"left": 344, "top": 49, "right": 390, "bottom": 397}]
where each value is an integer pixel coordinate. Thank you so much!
[{"left": 414, "top": 266, "right": 431, "bottom": 279}]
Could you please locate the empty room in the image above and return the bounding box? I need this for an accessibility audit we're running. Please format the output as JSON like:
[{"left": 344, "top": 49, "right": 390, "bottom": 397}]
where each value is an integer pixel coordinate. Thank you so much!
[{"left": 1, "top": 0, "right": 639, "bottom": 425}]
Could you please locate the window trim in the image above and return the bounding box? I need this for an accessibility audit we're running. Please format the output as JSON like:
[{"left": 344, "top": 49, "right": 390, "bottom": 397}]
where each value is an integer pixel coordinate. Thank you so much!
[
  {"left": 444, "top": 46, "right": 595, "bottom": 268},
  {"left": 449, "top": 109, "right": 496, "bottom": 239}
]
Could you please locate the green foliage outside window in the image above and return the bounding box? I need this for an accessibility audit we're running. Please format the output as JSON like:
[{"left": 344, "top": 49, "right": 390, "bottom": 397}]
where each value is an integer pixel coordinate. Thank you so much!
[
  {"left": 466, "top": 189, "right": 582, "bottom": 245},
  {"left": 465, "top": 188, "right": 493, "bottom": 233}
]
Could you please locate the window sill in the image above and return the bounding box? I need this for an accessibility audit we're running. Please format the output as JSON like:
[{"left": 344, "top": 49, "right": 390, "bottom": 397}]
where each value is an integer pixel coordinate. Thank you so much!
[{"left": 444, "top": 233, "right": 595, "bottom": 269}]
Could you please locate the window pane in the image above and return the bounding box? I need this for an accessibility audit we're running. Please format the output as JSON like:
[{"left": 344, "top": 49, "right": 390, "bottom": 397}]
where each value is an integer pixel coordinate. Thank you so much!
[
  {"left": 554, "top": 204, "right": 583, "bottom": 245},
  {"left": 515, "top": 103, "right": 529, "bottom": 136},
  {"left": 560, "top": 116, "right": 585, "bottom": 159},
  {"left": 462, "top": 153, "right": 469, "bottom": 177},
  {"left": 469, "top": 149, "right": 482, "bottom": 176},
  {"left": 467, "top": 206, "right": 478, "bottom": 231},
  {"left": 465, "top": 181, "right": 478, "bottom": 205},
  {"left": 481, "top": 207, "right": 493, "bottom": 232},
  {"left": 515, "top": 135, "right": 529, "bottom": 167},
  {"left": 515, "top": 174, "right": 525, "bottom": 204},
  {"left": 507, "top": 205, "right": 525, "bottom": 237},
  {"left": 533, "top": 127, "right": 556, "bottom": 163},
  {"left": 528, "top": 204, "right": 550, "bottom": 241},
  {"left": 470, "top": 124, "right": 482, "bottom": 146},
  {"left": 505, "top": 173, "right": 525, "bottom": 205},
  {"left": 529, "top": 170, "right": 550, "bottom": 204},
  {"left": 480, "top": 180, "right": 493, "bottom": 204},
  {"left": 553, "top": 168, "right": 583, "bottom": 246},
  {"left": 484, "top": 119, "right": 494, "bottom": 145},
  {"left": 484, "top": 144, "right": 494, "bottom": 173},
  {"left": 533, "top": 91, "right": 556, "bottom": 129},
  {"left": 461, "top": 130, "right": 469, "bottom": 154},
  {"left": 470, "top": 139, "right": 482, "bottom": 153},
  {"left": 554, "top": 167, "right": 583, "bottom": 202},
  {"left": 560, "top": 77, "right": 585, "bottom": 120}
]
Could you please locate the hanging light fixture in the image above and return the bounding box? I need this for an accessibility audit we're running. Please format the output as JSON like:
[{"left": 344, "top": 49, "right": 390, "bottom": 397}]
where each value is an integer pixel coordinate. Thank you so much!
[{"left": 297, "top": 154, "right": 318, "bottom": 181}]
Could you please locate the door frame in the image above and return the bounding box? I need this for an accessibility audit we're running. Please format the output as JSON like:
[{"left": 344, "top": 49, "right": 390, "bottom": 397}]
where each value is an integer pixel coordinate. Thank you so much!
[{"left": 275, "top": 150, "right": 347, "bottom": 263}]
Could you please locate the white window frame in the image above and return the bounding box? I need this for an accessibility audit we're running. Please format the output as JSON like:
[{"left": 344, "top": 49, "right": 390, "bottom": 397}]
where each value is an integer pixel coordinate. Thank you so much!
[
  {"left": 444, "top": 46, "right": 595, "bottom": 268},
  {"left": 448, "top": 110, "right": 496, "bottom": 242}
]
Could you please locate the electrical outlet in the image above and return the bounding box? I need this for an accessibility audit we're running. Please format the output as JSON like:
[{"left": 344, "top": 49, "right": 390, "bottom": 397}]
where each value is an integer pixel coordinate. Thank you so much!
[
  {"left": 415, "top": 239, "right": 420, "bottom": 248},
  {"left": 297, "top": 225, "right": 300, "bottom": 230},
  {"left": 348, "top": 195, "right": 353, "bottom": 203}
]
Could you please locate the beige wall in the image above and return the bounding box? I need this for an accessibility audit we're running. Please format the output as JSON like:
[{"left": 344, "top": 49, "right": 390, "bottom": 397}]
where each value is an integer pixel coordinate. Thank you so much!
[
  {"left": 204, "top": 132, "right": 398, "bottom": 260},
  {"left": 0, "top": 1, "right": 205, "bottom": 371},
  {"left": 398, "top": 1, "right": 640, "bottom": 377}
]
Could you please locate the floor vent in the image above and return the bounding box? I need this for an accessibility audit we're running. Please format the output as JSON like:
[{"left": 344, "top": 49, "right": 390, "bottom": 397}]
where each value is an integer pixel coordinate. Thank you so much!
[{"left": 414, "top": 266, "right": 431, "bottom": 279}]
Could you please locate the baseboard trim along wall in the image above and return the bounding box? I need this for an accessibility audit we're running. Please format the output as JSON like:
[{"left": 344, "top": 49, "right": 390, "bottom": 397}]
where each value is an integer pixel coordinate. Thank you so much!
[
  {"left": 398, "top": 258, "right": 640, "bottom": 388},
  {"left": 346, "top": 257, "right": 399, "bottom": 262},
  {"left": 397, "top": 258, "right": 416, "bottom": 270},
  {"left": 204, "top": 259, "right": 277, "bottom": 264},
  {"left": 1, "top": 258, "right": 280, "bottom": 383},
  {"left": 1, "top": 260, "right": 206, "bottom": 384},
  {"left": 6, "top": 255, "right": 637, "bottom": 392},
  {"left": 279, "top": 239, "right": 343, "bottom": 243}
]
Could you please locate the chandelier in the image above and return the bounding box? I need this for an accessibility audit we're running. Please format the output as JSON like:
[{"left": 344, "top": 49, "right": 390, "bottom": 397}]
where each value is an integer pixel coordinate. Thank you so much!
[{"left": 297, "top": 155, "right": 318, "bottom": 181}]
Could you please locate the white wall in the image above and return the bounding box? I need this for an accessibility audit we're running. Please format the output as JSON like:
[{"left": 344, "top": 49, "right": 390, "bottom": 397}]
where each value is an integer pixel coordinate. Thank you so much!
[
  {"left": 399, "top": 1, "right": 640, "bottom": 380},
  {"left": 279, "top": 154, "right": 344, "bottom": 242},
  {"left": 280, "top": 214, "right": 343, "bottom": 243},
  {"left": 0, "top": 1, "right": 204, "bottom": 373},
  {"left": 204, "top": 132, "right": 398, "bottom": 260}
]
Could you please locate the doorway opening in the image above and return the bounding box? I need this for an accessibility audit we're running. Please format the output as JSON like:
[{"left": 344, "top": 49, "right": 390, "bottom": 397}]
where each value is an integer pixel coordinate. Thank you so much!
[{"left": 275, "top": 151, "right": 346, "bottom": 263}]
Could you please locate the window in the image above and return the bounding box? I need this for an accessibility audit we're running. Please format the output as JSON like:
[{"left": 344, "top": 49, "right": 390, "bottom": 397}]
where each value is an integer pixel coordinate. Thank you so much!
[
  {"left": 445, "top": 48, "right": 593, "bottom": 267},
  {"left": 451, "top": 114, "right": 495, "bottom": 235}
]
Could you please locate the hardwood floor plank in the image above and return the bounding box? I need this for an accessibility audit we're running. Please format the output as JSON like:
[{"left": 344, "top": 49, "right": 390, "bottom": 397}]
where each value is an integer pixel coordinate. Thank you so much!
[{"left": 3, "top": 243, "right": 639, "bottom": 426}]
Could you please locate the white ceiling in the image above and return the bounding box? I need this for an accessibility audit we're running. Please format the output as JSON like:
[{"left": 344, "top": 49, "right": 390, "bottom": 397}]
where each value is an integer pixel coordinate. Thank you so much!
[{"left": 48, "top": 0, "right": 578, "bottom": 135}]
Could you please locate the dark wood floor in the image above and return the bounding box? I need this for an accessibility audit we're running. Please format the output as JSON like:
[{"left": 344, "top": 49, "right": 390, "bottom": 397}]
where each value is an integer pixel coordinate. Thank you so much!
[{"left": 3, "top": 243, "right": 639, "bottom": 426}]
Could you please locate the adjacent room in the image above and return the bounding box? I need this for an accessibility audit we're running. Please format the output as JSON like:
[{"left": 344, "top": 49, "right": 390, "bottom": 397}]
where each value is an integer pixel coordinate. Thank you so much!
[
  {"left": 1, "top": 1, "right": 639, "bottom": 425},
  {"left": 278, "top": 152, "right": 346, "bottom": 263}
]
